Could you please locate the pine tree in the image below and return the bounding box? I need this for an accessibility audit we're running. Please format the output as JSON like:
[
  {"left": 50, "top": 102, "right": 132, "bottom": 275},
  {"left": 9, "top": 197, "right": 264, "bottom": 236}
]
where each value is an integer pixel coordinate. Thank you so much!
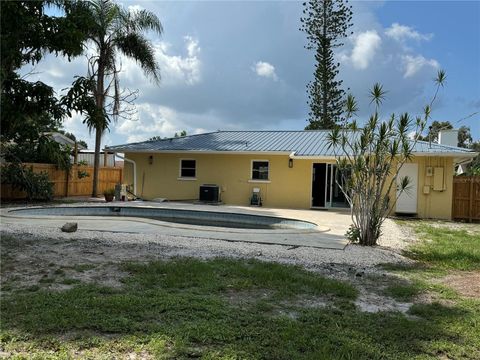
[{"left": 301, "top": 0, "right": 353, "bottom": 129}]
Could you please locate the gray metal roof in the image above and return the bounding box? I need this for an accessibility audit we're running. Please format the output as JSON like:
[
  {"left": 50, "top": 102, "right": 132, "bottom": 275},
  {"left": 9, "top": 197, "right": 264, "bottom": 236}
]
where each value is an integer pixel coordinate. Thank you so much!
[{"left": 107, "top": 130, "right": 477, "bottom": 157}]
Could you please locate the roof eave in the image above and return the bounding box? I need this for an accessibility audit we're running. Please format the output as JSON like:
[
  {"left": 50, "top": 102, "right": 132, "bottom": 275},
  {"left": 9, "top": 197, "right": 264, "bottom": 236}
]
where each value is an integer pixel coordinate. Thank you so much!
[{"left": 109, "top": 149, "right": 294, "bottom": 156}]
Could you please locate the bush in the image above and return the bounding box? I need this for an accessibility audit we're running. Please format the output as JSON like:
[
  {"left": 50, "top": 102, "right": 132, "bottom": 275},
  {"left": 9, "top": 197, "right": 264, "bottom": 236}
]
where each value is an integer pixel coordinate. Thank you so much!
[
  {"left": 1, "top": 163, "right": 54, "bottom": 201},
  {"left": 103, "top": 188, "right": 115, "bottom": 196}
]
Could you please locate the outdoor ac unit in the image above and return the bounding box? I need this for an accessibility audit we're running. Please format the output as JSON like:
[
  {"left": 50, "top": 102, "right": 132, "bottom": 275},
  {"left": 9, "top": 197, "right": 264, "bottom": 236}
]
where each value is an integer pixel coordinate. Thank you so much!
[{"left": 199, "top": 184, "right": 220, "bottom": 202}]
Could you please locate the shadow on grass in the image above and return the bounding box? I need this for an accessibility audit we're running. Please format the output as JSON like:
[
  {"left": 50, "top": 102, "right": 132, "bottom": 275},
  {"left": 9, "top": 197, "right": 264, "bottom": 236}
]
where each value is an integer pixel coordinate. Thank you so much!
[
  {"left": 403, "top": 225, "right": 480, "bottom": 271},
  {"left": 1, "top": 258, "right": 478, "bottom": 359}
]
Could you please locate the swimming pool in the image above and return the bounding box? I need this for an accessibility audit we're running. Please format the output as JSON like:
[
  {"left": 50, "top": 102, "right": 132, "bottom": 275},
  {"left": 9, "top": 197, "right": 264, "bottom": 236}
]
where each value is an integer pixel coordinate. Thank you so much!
[{"left": 9, "top": 206, "right": 317, "bottom": 230}]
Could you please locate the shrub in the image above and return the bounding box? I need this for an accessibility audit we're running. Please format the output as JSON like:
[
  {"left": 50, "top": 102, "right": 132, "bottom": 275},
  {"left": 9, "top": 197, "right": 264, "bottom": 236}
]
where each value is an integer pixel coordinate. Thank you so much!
[
  {"left": 103, "top": 188, "right": 115, "bottom": 196},
  {"left": 1, "top": 163, "right": 54, "bottom": 201}
]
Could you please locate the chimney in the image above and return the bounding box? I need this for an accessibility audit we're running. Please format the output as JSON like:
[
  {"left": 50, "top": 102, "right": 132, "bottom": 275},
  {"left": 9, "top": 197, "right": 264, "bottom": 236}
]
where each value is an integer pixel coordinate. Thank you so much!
[{"left": 438, "top": 129, "right": 458, "bottom": 147}]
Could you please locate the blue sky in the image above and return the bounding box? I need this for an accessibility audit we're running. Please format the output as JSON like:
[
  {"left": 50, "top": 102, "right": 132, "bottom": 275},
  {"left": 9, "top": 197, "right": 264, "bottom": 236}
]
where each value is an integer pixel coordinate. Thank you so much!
[{"left": 24, "top": 0, "right": 480, "bottom": 148}]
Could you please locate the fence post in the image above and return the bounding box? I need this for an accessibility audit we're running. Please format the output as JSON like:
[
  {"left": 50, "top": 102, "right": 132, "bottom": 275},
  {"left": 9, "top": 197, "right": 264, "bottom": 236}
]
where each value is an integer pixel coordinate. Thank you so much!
[
  {"left": 65, "top": 168, "right": 69, "bottom": 197},
  {"left": 469, "top": 177, "right": 474, "bottom": 223}
]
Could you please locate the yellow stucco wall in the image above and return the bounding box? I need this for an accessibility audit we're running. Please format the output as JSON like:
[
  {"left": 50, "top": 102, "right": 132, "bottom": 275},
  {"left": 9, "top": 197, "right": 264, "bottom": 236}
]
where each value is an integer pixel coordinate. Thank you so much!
[
  {"left": 123, "top": 152, "right": 454, "bottom": 219},
  {"left": 413, "top": 156, "right": 454, "bottom": 219}
]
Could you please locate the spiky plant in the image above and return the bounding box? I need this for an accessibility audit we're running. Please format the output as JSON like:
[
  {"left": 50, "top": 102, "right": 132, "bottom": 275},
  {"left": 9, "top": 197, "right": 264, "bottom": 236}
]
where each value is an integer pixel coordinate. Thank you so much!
[{"left": 327, "top": 70, "right": 446, "bottom": 246}]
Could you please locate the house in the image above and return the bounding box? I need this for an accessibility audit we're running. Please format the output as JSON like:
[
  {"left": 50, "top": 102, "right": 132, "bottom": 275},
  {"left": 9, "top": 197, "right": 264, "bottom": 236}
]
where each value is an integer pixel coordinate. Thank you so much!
[
  {"left": 44, "top": 132, "right": 87, "bottom": 150},
  {"left": 107, "top": 130, "right": 477, "bottom": 220},
  {"left": 76, "top": 150, "right": 119, "bottom": 167}
]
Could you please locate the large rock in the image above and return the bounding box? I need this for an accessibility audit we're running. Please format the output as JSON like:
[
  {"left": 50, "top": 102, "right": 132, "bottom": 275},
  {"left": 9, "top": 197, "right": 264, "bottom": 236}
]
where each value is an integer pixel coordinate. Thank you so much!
[{"left": 61, "top": 222, "right": 78, "bottom": 233}]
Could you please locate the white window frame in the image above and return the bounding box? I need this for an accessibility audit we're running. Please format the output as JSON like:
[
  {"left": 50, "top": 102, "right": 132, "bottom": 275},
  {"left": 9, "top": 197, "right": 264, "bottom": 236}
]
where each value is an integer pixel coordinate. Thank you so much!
[
  {"left": 249, "top": 159, "right": 271, "bottom": 183},
  {"left": 178, "top": 158, "right": 197, "bottom": 180}
]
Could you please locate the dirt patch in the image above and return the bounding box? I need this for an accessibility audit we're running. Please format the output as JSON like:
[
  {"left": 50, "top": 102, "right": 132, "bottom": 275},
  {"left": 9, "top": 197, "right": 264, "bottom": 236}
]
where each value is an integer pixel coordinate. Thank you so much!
[
  {"left": 224, "top": 288, "right": 272, "bottom": 306},
  {"left": 414, "top": 292, "right": 456, "bottom": 307},
  {"left": 415, "top": 220, "right": 480, "bottom": 235},
  {"left": 440, "top": 271, "right": 480, "bottom": 298},
  {"left": 293, "top": 296, "right": 329, "bottom": 309},
  {"left": 355, "top": 290, "right": 412, "bottom": 314},
  {"left": 0, "top": 234, "right": 150, "bottom": 292}
]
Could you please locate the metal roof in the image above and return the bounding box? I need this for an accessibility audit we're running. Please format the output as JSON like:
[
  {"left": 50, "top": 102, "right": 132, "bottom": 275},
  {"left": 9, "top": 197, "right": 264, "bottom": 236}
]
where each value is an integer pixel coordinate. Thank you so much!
[{"left": 107, "top": 130, "right": 477, "bottom": 158}]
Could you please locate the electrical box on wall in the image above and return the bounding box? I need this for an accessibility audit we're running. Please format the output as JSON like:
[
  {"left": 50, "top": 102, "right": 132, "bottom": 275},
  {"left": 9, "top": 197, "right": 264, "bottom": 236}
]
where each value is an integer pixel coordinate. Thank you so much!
[
  {"left": 426, "top": 167, "right": 433, "bottom": 177},
  {"left": 433, "top": 167, "right": 444, "bottom": 191},
  {"left": 423, "top": 186, "right": 430, "bottom": 195}
]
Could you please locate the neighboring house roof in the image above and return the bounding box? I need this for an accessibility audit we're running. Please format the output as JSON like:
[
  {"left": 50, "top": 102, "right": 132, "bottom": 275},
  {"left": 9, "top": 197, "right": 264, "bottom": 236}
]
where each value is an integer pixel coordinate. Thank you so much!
[
  {"left": 44, "top": 132, "right": 87, "bottom": 150},
  {"left": 107, "top": 130, "right": 477, "bottom": 160}
]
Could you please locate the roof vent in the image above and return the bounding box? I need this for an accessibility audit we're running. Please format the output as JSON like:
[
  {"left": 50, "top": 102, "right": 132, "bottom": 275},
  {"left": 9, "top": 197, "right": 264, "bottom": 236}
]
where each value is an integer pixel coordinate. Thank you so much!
[{"left": 438, "top": 129, "right": 458, "bottom": 147}]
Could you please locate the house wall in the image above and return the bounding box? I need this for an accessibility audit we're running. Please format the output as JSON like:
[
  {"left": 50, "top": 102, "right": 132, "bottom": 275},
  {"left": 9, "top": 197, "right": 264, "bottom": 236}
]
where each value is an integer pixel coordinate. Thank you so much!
[
  {"left": 412, "top": 156, "right": 454, "bottom": 219},
  {"left": 123, "top": 152, "right": 454, "bottom": 219}
]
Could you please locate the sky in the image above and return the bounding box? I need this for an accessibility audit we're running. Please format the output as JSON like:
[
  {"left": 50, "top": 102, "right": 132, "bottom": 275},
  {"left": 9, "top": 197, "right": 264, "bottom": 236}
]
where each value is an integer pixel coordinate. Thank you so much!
[{"left": 21, "top": 0, "right": 480, "bottom": 148}]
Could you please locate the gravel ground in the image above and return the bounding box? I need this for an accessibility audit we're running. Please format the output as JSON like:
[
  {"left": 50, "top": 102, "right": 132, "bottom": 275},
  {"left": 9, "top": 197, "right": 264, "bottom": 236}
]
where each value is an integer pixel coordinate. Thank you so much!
[{"left": 1, "top": 220, "right": 411, "bottom": 270}]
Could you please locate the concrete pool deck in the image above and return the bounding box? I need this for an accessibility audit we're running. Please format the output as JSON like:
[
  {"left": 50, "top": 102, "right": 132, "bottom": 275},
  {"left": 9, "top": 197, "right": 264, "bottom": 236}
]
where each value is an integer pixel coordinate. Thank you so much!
[{"left": 0, "top": 201, "right": 351, "bottom": 249}]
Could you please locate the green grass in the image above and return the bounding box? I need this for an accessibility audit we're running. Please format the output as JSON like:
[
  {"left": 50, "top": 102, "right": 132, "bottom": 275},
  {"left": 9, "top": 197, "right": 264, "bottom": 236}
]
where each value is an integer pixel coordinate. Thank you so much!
[
  {"left": 404, "top": 224, "right": 480, "bottom": 270},
  {"left": 383, "top": 281, "right": 423, "bottom": 302},
  {"left": 2, "top": 257, "right": 479, "bottom": 359}
]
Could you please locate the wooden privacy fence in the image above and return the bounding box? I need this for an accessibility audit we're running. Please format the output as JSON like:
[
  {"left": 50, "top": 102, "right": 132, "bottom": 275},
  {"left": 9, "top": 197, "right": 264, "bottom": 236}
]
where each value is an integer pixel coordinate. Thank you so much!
[
  {"left": 452, "top": 176, "right": 480, "bottom": 222},
  {"left": 1, "top": 163, "right": 122, "bottom": 199}
]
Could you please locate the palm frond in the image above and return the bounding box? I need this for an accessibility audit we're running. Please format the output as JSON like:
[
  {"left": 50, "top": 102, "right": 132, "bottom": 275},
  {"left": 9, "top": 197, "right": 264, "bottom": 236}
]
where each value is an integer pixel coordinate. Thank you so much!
[
  {"left": 128, "top": 9, "right": 163, "bottom": 35},
  {"left": 115, "top": 32, "right": 160, "bottom": 83}
]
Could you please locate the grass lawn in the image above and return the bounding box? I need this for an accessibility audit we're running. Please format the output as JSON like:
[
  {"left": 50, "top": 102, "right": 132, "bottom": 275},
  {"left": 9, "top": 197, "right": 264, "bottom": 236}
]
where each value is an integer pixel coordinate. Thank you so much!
[{"left": 1, "top": 223, "right": 479, "bottom": 359}]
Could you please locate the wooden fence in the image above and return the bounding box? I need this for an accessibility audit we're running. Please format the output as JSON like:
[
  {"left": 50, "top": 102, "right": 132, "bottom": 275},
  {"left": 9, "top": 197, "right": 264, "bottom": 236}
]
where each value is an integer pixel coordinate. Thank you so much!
[
  {"left": 1, "top": 163, "right": 122, "bottom": 199},
  {"left": 452, "top": 176, "right": 480, "bottom": 222}
]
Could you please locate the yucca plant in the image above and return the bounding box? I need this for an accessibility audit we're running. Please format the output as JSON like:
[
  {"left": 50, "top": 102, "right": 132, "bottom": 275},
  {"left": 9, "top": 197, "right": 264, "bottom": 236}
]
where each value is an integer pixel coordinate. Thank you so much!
[{"left": 328, "top": 70, "right": 446, "bottom": 246}]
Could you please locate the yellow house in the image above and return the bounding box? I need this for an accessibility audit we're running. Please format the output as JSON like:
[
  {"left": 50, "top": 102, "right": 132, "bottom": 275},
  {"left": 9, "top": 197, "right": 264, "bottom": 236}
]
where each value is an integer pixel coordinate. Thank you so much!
[{"left": 107, "top": 130, "right": 477, "bottom": 220}]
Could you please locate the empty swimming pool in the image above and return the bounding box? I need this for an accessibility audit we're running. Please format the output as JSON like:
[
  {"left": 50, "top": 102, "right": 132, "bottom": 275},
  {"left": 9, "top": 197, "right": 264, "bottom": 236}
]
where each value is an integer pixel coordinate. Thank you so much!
[{"left": 9, "top": 206, "right": 317, "bottom": 230}]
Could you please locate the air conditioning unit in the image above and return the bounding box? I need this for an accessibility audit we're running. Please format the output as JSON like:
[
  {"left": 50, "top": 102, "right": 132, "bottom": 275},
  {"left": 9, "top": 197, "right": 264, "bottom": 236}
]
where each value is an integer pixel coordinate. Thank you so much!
[{"left": 199, "top": 184, "right": 220, "bottom": 203}]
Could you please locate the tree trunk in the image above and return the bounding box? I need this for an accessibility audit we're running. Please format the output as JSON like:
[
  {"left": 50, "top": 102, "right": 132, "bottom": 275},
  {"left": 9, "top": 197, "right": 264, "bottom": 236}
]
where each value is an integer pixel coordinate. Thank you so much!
[
  {"left": 92, "top": 57, "right": 105, "bottom": 197},
  {"left": 92, "top": 127, "right": 102, "bottom": 197}
]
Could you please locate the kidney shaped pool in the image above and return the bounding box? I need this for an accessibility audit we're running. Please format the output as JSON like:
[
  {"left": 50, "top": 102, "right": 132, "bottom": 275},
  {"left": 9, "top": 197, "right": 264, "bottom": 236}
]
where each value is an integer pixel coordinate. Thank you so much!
[{"left": 9, "top": 206, "right": 317, "bottom": 230}]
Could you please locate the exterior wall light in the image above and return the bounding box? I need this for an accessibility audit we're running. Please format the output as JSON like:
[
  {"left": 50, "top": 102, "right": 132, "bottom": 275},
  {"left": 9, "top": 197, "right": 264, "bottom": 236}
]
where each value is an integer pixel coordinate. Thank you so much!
[
  {"left": 288, "top": 158, "right": 294, "bottom": 168},
  {"left": 148, "top": 155, "right": 153, "bottom": 165}
]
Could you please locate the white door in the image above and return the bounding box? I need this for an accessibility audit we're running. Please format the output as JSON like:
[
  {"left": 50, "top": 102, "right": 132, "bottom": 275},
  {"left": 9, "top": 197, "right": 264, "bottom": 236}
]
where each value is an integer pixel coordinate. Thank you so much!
[{"left": 396, "top": 163, "right": 418, "bottom": 214}]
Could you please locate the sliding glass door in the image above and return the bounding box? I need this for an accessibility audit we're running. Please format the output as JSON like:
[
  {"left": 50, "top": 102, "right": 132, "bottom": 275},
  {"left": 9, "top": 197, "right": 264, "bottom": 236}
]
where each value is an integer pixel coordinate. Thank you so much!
[{"left": 312, "top": 163, "right": 349, "bottom": 208}]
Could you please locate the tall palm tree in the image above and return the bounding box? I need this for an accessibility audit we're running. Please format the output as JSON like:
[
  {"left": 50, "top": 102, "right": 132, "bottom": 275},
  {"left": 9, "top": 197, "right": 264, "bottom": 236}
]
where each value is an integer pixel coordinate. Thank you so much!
[{"left": 84, "top": 0, "right": 162, "bottom": 197}]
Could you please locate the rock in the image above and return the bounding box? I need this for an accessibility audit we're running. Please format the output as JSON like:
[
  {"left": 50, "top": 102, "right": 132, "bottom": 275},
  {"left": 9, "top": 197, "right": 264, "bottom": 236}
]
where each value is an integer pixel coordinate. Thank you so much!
[
  {"left": 61, "top": 222, "right": 78, "bottom": 233},
  {"left": 355, "top": 270, "right": 364, "bottom": 277},
  {"left": 256, "top": 251, "right": 263, "bottom": 257}
]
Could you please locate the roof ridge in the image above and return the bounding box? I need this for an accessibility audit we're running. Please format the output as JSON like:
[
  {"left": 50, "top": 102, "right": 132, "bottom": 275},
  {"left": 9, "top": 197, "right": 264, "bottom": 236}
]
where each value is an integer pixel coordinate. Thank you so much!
[{"left": 217, "top": 130, "right": 333, "bottom": 133}]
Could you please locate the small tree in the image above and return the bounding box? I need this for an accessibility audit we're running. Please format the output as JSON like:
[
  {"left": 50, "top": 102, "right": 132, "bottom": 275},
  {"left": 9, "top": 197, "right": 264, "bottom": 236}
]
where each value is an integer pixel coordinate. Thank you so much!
[{"left": 328, "top": 70, "right": 446, "bottom": 246}]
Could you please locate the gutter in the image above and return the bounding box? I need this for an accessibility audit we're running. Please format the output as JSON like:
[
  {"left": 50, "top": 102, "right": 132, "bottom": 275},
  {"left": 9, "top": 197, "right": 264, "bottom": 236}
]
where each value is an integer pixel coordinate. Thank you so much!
[{"left": 114, "top": 153, "right": 137, "bottom": 196}]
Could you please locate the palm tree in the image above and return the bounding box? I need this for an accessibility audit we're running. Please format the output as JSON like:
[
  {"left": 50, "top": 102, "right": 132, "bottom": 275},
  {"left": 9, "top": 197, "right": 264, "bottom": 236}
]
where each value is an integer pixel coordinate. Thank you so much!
[{"left": 84, "top": 0, "right": 162, "bottom": 197}]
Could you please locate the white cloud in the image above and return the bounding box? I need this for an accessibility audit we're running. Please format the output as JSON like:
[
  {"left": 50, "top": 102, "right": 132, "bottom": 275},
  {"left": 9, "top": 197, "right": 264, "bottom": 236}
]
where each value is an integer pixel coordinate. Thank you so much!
[
  {"left": 122, "top": 35, "right": 201, "bottom": 87},
  {"left": 127, "top": 4, "right": 144, "bottom": 12},
  {"left": 155, "top": 36, "right": 201, "bottom": 86},
  {"left": 385, "top": 23, "right": 433, "bottom": 42},
  {"left": 349, "top": 30, "right": 382, "bottom": 70},
  {"left": 253, "top": 61, "right": 278, "bottom": 80},
  {"left": 114, "top": 103, "right": 224, "bottom": 143},
  {"left": 402, "top": 55, "right": 439, "bottom": 78}
]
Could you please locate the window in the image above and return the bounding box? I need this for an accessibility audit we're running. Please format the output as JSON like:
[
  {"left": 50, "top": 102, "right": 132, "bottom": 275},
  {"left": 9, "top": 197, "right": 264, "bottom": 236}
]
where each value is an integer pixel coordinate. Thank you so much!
[
  {"left": 252, "top": 161, "right": 269, "bottom": 180},
  {"left": 180, "top": 159, "right": 196, "bottom": 178}
]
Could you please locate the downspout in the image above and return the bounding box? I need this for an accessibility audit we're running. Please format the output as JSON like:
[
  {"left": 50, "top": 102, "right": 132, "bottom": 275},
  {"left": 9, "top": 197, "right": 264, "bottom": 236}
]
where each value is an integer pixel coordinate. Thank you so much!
[{"left": 114, "top": 153, "right": 137, "bottom": 196}]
